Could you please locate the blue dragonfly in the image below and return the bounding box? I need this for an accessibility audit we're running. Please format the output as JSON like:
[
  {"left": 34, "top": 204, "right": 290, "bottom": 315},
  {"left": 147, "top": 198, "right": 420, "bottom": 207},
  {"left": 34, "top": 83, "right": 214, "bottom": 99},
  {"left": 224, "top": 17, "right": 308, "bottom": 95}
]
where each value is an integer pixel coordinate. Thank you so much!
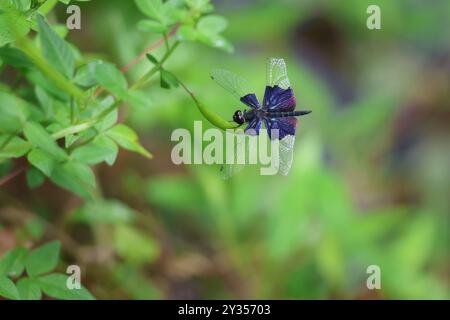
[{"left": 211, "top": 58, "right": 311, "bottom": 178}]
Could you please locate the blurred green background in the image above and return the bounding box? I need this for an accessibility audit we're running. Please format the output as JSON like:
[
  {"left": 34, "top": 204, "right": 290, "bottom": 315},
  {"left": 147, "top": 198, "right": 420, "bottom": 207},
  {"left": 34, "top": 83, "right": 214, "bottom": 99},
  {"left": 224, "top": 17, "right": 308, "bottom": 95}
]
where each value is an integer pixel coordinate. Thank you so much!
[{"left": 1, "top": 0, "right": 449, "bottom": 299}]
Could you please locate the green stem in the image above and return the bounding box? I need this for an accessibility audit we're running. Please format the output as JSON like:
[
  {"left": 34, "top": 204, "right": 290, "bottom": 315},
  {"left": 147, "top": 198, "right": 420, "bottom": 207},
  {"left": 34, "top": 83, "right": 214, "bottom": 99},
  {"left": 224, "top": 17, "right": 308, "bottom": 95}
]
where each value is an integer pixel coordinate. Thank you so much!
[
  {"left": 36, "top": 0, "right": 58, "bottom": 14},
  {"left": 130, "top": 41, "right": 179, "bottom": 91},
  {"left": 16, "top": 37, "right": 86, "bottom": 102},
  {"left": 163, "top": 32, "right": 170, "bottom": 52},
  {"left": 175, "top": 77, "right": 238, "bottom": 130},
  {"left": 51, "top": 120, "right": 96, "bottom": 140},
  {"left": 0, "top": 134, "right": 15, "bottom": 153},
  {"left": 52, "top": 41, "right": 180, "bottom": 141},
  {"left": 51, "top": 98, "right": 121, "bottom": 140},
  {"left": 70, "top": 97, "right": 75, "bottom": 124}
]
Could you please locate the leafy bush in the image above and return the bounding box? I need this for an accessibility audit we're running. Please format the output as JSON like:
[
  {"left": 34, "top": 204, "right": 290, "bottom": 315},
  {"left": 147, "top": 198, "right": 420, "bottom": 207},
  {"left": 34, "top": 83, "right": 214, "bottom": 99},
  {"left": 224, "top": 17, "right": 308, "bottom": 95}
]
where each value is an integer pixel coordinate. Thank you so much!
[
  {"left": 0, "top": 0, "right": 232, "bottom": 300},
  {"left": 0, "top": 0, "right": 231, "bottom": 198},
  {"left": 0, "top": 241, "right": 93, "bottom": 299}
]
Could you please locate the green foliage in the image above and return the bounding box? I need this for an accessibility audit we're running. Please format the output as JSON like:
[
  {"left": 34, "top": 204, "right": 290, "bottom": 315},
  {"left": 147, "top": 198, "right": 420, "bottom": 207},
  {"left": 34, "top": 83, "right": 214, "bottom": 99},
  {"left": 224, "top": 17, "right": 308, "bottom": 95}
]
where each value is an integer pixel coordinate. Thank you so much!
[
  {"left": 0, "top": 0, "right": 231, "bottom": 199},
  {"left": 94, "top": 62, "right": 128, "bottom": 99},
  {"left": 37, "top": 14, "right": 75, "bottom": 79},
  {"left": 0, "top": 2, "right": 30, "bottom": 47},
  {"left": 114, "top": 225, "right": 160, "bottom": 265},
  {"left": 1, "top": 0, "right": 448, "bottom": 301},
  {"left": 70, "top": 199, "right": 135, "bottom": 224},
  {"left": 0, "top": 241, "right": 94, "bottom": 300}
]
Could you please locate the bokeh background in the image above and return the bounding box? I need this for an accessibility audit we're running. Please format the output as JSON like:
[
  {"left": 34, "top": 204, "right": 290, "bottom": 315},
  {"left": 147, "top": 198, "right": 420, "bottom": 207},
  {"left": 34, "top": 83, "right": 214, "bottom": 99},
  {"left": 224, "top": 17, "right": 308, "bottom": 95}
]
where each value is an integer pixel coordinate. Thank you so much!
[{"left": 1, "top": 0, "right": 449, "bottom": 299}]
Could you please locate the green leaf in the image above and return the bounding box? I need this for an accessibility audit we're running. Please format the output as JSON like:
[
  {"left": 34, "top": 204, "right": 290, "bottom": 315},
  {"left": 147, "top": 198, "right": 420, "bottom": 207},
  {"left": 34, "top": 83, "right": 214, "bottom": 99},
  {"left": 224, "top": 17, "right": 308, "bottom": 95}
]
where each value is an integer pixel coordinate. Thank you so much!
[
  {"left": 0, "top": 3, "right": 30, "bottom": 47},
  {"left": 37, "top": 14, "right": 75, "bottom": 79},
  {"left": 137, "top": 19, "right": 167, "bottom": 33},
  {"left": 0, "top": 276, "right": 20, "bottom": 300},
  {"left": 160, "top": 69, "right": 179, "bottom": 89},
  {"left": 37, "top": 273, "right": 95, "bottom": 300},
  {"left": 74, "top": 61, "right": 102, "bottom": 88},
  {"left": 92, "top": 96, "right": 118, "bottom": 132},
  {"left": 17, "top": 277, "right": 42, "bottom": 300},
  {"left": 0, "top": 135, "right": 31, "bottom": 158},
  {"left": 71, "top": 199, "right": 135, "bottom": 225},
  {"left": 26, "top": 69, "right": 70, "bottom": 102},
  {"left": 26, "top": 166, "right": 46, "bottom": 189},
  {"left": 0, "top": 47, "right": 34, "bottom": 70},
  {"left": 197, "top": 15, "right": 228, "bottom": 35},
  {"left": 94, "top": 62, "right": 128, "bottom": 99},
  {"left": 114, "top": 225, "right": 160, "bottom": 265},
  {"left": 27, "top": 148, "right": 55, "bottom": 176},
  {"left": 25, "top": 241, "right": 61, "bottom": 277},
  {"left": 177, "top": 25, "right": 198, "bottom": 41},
  {"left": 186, "top": 0, "right": 213, "bottom": 13},
  {"left": 135, "top": 0, "right": 164, "bottom": 21},
  {"left": 58, "top": 0, "right": 71, "bottom": 5},
  {"left": 106, "top": 124, "right": 152, "bottom": 159},
  {"left": 24, "top": 122, "right": 67, "bottom": 161},
  {"left": 0, "top": 247, "right": 28, "bottom": 278},
  {"left": 35, "top": 86, "right": 54, "bottom": 119},
  {"left": 145, "top": 53, "right": 158, "bottom": 64},
  {"left": 50, "top": 161, "right": 96, "bottom": 198},
  {"left": 198, "top": 33, "right": 234, "bottom": 53},
  {"left": 191, "top": 99, "right": 237, "bottom": 130},
  {"left": 71, "top": 135, "right": 118, "bottom": 165},
  {"left": 0, "top": 92, "right": 30, "bottom": 133}
]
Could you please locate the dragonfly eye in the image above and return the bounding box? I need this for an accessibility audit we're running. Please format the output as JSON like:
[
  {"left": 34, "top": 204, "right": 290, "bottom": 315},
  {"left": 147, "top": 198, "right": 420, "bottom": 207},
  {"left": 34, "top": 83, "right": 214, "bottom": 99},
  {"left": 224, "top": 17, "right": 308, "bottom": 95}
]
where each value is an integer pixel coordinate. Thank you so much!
[{"left": 233, "top": 110, "right": 245, "bottom": 125}]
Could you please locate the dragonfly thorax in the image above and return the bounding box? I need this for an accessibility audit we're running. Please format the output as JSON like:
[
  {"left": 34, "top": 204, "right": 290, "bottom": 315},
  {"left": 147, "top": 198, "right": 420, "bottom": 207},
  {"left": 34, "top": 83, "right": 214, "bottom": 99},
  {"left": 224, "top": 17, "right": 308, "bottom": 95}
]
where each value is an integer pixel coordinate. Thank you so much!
[
  {"left": 233, "top": 109, "right": 258, "bottom": 125},
  {"left": 232, "top": 110, "right": 245, "bottom": 125}
]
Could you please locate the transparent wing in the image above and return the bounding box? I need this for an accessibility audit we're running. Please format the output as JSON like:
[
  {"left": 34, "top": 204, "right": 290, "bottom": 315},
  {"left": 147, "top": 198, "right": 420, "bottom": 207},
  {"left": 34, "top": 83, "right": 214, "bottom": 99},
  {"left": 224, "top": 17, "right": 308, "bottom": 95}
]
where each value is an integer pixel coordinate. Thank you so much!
[
  {"left": 211, "top": 69, "right": 253, "bottom": 101},
  {"left": 220, "top": 131, "right": 295, "bottom": 178},
  {"left": 220, "top": 130, "right": 247, "bottom": 180},
  {"left": 278, "top": 135, "right": 295, "bottom": 176},
  {"left": 266, "top": 58, "right": 291, "bottom": 90},
  {"left": 263, "top": 117, "right": 296, "bottom": 175}
]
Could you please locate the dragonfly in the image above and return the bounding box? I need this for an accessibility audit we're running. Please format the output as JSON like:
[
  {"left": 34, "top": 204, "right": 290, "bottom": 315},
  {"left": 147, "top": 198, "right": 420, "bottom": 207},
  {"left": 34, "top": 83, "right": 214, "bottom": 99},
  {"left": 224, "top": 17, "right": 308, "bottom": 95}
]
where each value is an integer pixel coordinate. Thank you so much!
[{"left": 211, "top": 58, "right": 311, "bottom": 178}]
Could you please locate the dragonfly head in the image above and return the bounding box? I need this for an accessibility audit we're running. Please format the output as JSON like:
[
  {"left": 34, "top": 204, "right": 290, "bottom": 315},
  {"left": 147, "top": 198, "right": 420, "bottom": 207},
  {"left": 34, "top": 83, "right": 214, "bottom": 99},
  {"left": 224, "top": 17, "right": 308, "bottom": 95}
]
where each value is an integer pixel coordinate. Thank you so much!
[{"left": 233, "top": 110, "right": 245, "bottom": 125}]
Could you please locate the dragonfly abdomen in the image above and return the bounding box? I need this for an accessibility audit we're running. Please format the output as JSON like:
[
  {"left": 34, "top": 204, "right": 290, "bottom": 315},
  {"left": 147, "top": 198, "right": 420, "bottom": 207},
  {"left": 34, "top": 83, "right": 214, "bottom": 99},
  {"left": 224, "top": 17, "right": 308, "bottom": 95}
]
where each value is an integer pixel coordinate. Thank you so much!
[{"left": 268, "top": 110, "right": 311, "bottom": 118}]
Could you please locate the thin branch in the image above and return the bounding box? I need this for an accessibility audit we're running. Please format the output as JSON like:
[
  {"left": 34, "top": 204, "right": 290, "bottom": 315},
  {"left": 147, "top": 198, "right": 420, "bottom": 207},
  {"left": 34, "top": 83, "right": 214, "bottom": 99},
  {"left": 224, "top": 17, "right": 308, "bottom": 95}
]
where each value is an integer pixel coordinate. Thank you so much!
[
  {"left": 121, "top": 25, "right": 179, "bottom": 74},
  {"left": 0, "top": 166, "right": 26, "bottom": 187},
  {"left": 93, "top": 25, "right": 179, "bottom": 98},
  {"left": 130, "top": 41, "right": 180, "bottom": 91},
  {"left": 15, "top": 37, "right": 86, "bottom": 102}
]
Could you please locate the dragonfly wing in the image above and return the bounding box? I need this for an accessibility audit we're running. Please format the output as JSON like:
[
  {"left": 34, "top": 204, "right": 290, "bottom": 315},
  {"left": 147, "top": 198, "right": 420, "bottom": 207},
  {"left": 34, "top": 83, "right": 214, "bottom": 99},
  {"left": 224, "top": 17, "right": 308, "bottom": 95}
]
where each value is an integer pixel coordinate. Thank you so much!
[
  {"left": 266, "top": 58, "right": 291, "bottom": 90},
  {"left": 278, "top": 134, "right": 296, "bottom": 176},
  {"left": 221, "top": 119, "right": 296, "bottom": 178},
  {"left": 263, "top": 86, "right": 296, "bottom": 111},
  {"left": 220, "top": 130, "right": 247, "bottom": 180},
  {"left": 264, "top": 117, "right": 298, "bottom": 140},
  {"left": 244, "top": 117, "right": 262, "bottom": 136},
  {"left": 263, "top": 58, "right": 296, "bottom": 111},
  {"left": 263, "top": 117, "right": 296, "bottom": 175},
  {"left": 211, "top": 69, "right": 260, "bottom": 109}
]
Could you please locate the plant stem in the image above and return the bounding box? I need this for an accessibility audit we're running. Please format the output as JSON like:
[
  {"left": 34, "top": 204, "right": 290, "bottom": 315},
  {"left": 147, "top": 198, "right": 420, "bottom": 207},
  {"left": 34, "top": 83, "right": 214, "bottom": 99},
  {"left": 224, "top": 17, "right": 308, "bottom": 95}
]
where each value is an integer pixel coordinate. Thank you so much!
[
  {"left": 16, "top": 37, "right": 86, "bottom": 102},
  {"left": 0, "top": 166, "right": 26, "bottom": 187},
  {"left": 70, "top": 97, "right": 75, "bottom": 124},
  {"left": 130, "top": 41, "right": 179, "bottom": 91},
  {"left": 174, "top": 76, "right": 238, "bottom": 130},
  {"left": 163, "top": 32, "right": 170, "bottom": 52},
  {"left": 52, "top": 42, "right": 180, "bottom": 141},
  {"left": 51, "top": 120, "right": 97, "bottom": 140},
  {"left": 121, "top": 25, "right": 179, "bottom": 74}
]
